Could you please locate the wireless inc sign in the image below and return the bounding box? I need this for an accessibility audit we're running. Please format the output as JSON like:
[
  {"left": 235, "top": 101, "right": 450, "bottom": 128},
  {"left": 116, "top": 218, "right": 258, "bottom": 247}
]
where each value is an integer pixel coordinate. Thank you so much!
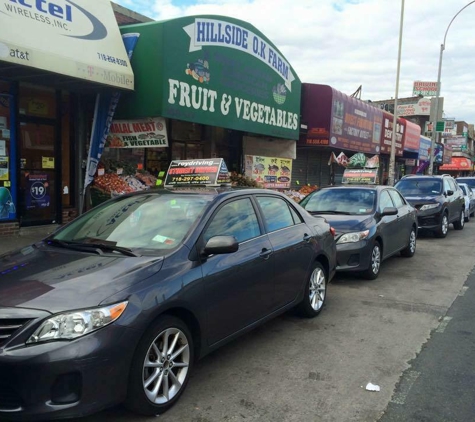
[{"left": 0, "top": 0, "right": 134, "bottom": 89}]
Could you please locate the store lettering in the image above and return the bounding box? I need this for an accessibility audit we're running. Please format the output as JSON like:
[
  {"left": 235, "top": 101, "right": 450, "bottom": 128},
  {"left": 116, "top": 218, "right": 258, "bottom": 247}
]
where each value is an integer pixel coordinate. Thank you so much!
[
  {"left": 196, "top": 21, "right": 249, "bottom": 50},
  {"left": 10, "top": 48, "right": 30, "bottom": 60},
  {"left": 268, "top": 48, "right": 289, "bottom": 80},
  {"left": 234, "top": 98, "right": 297, "bottom": 129},
  {"left": 168, "top": 79, "right": 218, "bottom": 112},
  {"left": 8, "top": 0, "right": 72, "bottom": 21},
  {"left": 168, "top": 78, "right": 298, "bottom": 131}
]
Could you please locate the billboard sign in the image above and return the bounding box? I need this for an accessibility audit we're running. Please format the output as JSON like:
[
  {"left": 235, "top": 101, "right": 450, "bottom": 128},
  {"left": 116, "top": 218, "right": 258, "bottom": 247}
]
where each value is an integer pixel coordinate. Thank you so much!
[
  {"left": 412, "top": 81, "right": 438, "bottom": 97},
  {"left": 119, "top": 16, "right": 301, "bottom": 139},
  {"left": 396, "top": 98, "right": 431, "bottom": 116},
  {"left": 301, "top": 84, "right": 382, "bottom": 154}
]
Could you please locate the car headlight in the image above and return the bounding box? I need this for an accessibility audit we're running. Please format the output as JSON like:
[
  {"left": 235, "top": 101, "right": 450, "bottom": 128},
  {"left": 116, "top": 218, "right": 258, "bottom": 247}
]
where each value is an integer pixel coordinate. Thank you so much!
[
  {"left": 337, "top": 230, "right": 370, "bottom": 244},
  {"left": 27, "top": 301, "right": 128, "bottom": 344},
  {"left": 420, "top": 203, "right": 440, "bottom": 211}
]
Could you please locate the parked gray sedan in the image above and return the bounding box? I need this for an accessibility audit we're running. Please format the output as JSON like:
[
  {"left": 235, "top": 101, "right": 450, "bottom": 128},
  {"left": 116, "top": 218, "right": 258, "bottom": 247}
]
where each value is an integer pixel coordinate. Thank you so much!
[
  {"left": 0, "top": 187, "right": 336, "bottom": 420},
  {"left": 300, "top": 185, "right": 417, "bottom": 279}
]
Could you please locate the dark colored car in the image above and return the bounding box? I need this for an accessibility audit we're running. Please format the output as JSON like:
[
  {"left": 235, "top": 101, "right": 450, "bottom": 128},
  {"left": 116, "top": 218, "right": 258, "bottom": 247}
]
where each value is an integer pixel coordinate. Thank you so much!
[
  {"left": 0, "top": 187, "right": 336, "bottom": 420},
  {"left": 456, "top": 177, "right": 475, "bottom": 195},
  {"left": 458, "top": 183, "right": 475, "bottom": 222},
  {"left": 395, "top": 174, "right": 465, "bottom": 238},
  {"left": 300, "top": 185, "right": 417, "bottom": 279}
]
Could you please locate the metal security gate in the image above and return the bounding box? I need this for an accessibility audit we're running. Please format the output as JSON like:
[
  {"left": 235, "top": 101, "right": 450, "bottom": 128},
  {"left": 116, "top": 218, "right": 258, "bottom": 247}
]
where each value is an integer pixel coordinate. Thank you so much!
[{"left": 292, "top": 148, "right": 333, "bottom": 189}]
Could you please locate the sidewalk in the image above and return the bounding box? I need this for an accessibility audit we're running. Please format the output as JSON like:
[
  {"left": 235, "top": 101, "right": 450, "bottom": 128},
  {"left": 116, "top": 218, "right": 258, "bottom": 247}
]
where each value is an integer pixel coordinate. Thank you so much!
[{"left": 0, "top": 225, "right": 58, "bottom": 256}]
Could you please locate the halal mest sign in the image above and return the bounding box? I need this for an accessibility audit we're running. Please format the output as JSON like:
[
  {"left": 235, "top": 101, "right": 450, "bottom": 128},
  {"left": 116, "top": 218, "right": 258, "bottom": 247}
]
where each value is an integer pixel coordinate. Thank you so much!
[{"left": 159, "top": 17, "right": 301, "bottom": 139}]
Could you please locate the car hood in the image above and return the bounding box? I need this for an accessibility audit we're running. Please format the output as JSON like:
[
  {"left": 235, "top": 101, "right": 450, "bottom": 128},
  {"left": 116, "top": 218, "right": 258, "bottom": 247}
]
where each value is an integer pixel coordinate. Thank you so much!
[
  {"left": 403, "top": 195, "right": 440, "bottom": 206},
  {"left": 0, "top": 243, "right": 164, "bottom": 313},
  {"left": 310, "top": 213, "right": 373, "bottom": 234}
]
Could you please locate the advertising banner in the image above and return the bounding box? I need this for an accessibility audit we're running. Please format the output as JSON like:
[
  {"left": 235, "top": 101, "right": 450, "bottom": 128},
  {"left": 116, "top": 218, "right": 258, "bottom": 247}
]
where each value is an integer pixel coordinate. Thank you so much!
[
  {"left": 84, "top": 33, "right": 140, "bottom": 191},
  {"left": 0, "top": 187, "right": 15, "bottom": 220},
  {"left": 341, "top": 168, "right": 378, "bottom": 184},
  {"left": 164, "top": 158, "right": 230, "bottom": 186},
  {"left": 0, "top": 156, "right": 8, "bottom": 180},
  {"left": 440, "top": 156, "right": 471, "bottom": 170},
  {"left": 119, "top": 16, "right": 301, "bottom": 140},
  {"left": 245, "top": 155, "right": 292, "bottom": 189},
  {"left": 380, "top": 112, "right": 404, "bottom": 155},
  {"left": 26, "top": 174, "right": 50, "bottom": 210},
  {"left": 418, "top": 136, "right": 432, "bottom": 161},
  {"left": 412, "top": 81, "right": 438, "bottom": 97},
  {"left": 107, "top": 117, "right": 168, "bottom": 148},
  {"left": 301, "top": 84, "right": 383, "bottom": 154},
  {"left": 396, "top": 98, "right": 431, "bottom": 116},
  {"left": 0, "top": 0, "right": 134, "bottom": 90},
  {"left": 444, "top": 135, "right": 466, "bottom": 150},
  {"left": 403, "top": 119, "right": 421, "bottom": 153}
]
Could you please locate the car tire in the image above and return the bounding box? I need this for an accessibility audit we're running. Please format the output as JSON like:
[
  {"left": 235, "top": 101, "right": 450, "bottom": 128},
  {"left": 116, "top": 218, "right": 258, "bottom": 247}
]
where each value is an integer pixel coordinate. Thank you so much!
[
  {"left": 400, "top": 227, "right": 416, "bottom": 257},
  {"left": 296, "top": 262, "right": 327, "bottom": 318},
  {"left": 124, "top": 316, "right": 194, "bottom": 416},
  {"left": 361, "top": 241, "right": 381, "bottom": 280},
  {"left": 453, "top": 209, "right": 465, "bottom": 230},
  {"left": 434, "top": 213, "right": 449, "bottom": 238}
]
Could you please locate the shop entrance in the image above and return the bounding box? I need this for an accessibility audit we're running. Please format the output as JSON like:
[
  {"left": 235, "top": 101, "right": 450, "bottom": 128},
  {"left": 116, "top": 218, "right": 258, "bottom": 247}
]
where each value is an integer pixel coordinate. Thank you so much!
[{"left": 18, "top": 120, "right": 59, "bottom": 225}]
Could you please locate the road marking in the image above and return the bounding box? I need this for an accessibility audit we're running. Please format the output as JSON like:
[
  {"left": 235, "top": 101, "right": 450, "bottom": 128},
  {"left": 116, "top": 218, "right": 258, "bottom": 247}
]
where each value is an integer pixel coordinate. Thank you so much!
[
  {"left": 436, "top": 316, "right": 452, "bottom": 333},
  {"left": 390, "top": 370, "right": 420, "bottom": 405},
  {"left": 459, "top": 286, "right": 469, "bottom": 296}
]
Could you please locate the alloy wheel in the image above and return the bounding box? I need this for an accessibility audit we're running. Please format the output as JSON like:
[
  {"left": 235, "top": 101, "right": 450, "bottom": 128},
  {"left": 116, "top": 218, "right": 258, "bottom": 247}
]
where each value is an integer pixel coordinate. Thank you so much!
[
  {"left": 143, "top": 328, "right": 190, "bottom": 405},
  {"left": 309, "top": 266, "right": 326, "bottom": 311},
  {"left": 441, "top": 215, "right": 448, "bottom": 235},
  {"left": 371, "top": 244, "right": 381, "bottom": 275},
  {"left": 409, "top": 230, "right": 416, "bottom": 254}
]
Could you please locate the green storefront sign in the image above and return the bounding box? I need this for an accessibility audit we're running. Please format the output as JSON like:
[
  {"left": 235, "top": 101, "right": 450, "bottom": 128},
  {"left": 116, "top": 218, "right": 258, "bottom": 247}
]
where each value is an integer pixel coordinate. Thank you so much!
[{"left": 117, "top": 16, "right": 301, "bottom": 139}]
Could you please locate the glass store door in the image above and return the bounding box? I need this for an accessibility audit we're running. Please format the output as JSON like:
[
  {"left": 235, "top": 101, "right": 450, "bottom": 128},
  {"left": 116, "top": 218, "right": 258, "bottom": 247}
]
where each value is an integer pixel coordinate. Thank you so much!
[{"left": 18, "top": 122, "right": 59, "bottom": 225}]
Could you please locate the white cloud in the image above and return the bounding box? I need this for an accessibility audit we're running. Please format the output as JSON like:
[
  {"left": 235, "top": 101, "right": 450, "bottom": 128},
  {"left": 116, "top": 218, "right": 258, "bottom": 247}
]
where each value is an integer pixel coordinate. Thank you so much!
[{"left": 116, "top": 0, "right": 475, "bottom": 123}]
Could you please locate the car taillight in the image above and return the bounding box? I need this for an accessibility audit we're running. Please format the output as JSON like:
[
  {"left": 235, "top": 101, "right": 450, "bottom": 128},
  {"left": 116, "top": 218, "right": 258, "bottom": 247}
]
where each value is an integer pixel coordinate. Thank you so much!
[{"left": 330, "top": 227, "right": 336, "bottom": 237}]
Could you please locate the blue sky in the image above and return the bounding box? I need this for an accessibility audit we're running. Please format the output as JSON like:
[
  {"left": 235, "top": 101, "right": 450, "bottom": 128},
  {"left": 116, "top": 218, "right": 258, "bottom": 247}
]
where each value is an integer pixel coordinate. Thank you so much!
[{"left": 114, "top": 0, "right": 475, "bottom": 124}]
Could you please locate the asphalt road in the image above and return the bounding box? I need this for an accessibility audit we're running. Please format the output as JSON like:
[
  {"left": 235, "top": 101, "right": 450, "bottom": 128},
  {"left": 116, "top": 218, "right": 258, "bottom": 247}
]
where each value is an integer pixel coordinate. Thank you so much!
[{"left": 81, "top": 222, "right": 475, "bottom": 422}]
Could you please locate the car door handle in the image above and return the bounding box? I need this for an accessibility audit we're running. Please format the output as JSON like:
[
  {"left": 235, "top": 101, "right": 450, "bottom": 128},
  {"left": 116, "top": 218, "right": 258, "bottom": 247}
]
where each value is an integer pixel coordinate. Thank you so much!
[
  {"left": 303, "top": 233, "right": 312, "bottom": 242},
  {"left": 259, "top": 248, "right": 273, "bottom": 259}
]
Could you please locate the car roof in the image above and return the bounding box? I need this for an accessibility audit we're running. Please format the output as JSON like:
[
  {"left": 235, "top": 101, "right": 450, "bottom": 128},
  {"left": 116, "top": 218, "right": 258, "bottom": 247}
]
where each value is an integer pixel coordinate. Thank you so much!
[
  {"left": 320, "top": 185, "right": 388, "bottom": 191},
  {"left": 400, "top": 174, "right": 451, "bottom": 180},
  {"left": 107, "top": 186, "right": 289, "bottom": 201}
]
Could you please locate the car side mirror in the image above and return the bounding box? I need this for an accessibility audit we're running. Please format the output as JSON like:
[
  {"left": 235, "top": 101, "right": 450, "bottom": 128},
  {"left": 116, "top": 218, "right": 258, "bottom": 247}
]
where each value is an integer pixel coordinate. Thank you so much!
[
  {"left": 203, "top": 235, "right": 239, "bottom": 256},
  {"left": 446, "top": 190, "right": 454, "bottom": 196},
  {"left": 381, "top": 207, "right": 398, "bottom": 216}
]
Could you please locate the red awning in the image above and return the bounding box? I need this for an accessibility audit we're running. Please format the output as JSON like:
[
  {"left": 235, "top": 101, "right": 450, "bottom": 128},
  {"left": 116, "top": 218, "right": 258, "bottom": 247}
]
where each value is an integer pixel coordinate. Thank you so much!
[{"left": 439, "top": 157, "right": 473, "bottom": 171}]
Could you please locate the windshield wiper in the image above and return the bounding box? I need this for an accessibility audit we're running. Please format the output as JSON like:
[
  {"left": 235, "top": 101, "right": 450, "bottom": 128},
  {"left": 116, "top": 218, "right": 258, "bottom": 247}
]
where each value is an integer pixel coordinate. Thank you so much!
[
  {"left": 46, "top": 238, "right": 105, "bottom": 254},
  {"left": 308, "top": 210, "right": 352, "bottom": 215},
  {"left": 46, "top": 238, "right": 138, "bottom": 257},
  {"left": 72, "top": 241, "right": 139, "bottom": 257}
]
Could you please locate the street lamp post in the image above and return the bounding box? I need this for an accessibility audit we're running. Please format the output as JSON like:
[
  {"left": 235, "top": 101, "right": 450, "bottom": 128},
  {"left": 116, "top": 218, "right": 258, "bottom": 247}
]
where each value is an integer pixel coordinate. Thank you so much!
[
  {"left": 428, "top": 1, "right": 475, "bottom": 175},
  {"left": 388, "top": 0, "right": 405, "bottom": 186}
]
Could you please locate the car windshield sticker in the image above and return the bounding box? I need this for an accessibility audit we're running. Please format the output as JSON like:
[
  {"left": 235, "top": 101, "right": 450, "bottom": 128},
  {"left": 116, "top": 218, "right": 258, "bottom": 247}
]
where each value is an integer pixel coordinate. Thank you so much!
[{"left": 152, "top": 234, "right": 176, "bottom": 245}]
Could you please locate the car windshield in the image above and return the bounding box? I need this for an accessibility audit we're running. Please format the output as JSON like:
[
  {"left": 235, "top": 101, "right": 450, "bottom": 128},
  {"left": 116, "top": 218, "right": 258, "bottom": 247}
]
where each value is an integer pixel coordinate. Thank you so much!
[
  {"left": 395, "top": 179, "right": 442, "bottom": 196},
  {"left": 301, "top": 188, "right": 376, "bottom": 215},
  {"left": 457, "top": 178, "right": 475, "bottom": 189},
  {"left": 51, "top": 193, "right": 213, "bottom": 253}
]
